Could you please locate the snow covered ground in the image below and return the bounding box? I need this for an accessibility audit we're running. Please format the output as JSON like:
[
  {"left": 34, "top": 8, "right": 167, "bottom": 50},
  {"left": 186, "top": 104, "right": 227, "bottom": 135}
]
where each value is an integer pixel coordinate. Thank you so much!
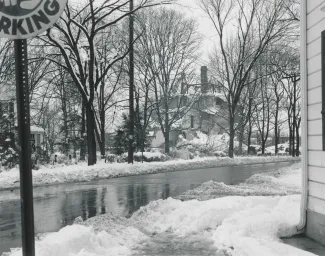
[
  {"left": 4, "top": 162, "right": 314, "bottom": 256},
  {"left": 0, "top": 156, "right": 299, "bottom": 191}
]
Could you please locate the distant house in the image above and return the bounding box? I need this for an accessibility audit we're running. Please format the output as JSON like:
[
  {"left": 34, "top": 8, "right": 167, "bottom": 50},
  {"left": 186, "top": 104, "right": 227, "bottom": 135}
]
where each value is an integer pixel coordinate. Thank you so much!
[
  {"left": 182, "top": 66, "right": 228, "bottom": 135},
  {"left": 299, "top": 0, "right": 325, "bottom": 245},
  {"left": 0, "top": 98, "right": 45, "bottom": 151},
  {"left": 30, "top": 126, "right": 44, "bottom": 150},
  {"left": 149, "top": 66, "right": 229, "bottom": 149}
]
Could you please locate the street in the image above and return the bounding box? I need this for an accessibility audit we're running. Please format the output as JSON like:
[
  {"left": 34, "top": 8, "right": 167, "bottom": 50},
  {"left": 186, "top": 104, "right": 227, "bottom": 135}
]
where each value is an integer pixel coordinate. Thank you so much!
[{"left": 0, "top": 161, "right": 296, "bottom": 254}]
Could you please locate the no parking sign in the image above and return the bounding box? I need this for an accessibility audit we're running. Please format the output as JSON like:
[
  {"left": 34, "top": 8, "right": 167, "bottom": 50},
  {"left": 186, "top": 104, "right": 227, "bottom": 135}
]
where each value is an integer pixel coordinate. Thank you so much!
[{"left": 0, "top": 0, "right": 67, "bottom": 38}]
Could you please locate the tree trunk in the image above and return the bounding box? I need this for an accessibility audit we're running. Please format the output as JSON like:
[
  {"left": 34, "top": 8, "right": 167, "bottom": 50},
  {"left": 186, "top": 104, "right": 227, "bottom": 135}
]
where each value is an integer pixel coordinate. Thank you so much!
[
  {"left": 80, "top": 100, "right": 86, "bottom": 161},
  {"left": 164, "top": 126, "right": 170, "bottom": 154},
  {"left": 164, "top": 102, "right": 170, "bottom": 154},
  {"left": 100, "top": 131, "right": 105, "bottom": 158},
  {"left": 237, "top": 127, "right": 244, "bottom": 155},
  {"left": 135, "top": 89, "right": 142, "bottom": 153},
  {"left": 247, "top": 118, "right": 252, "bottom": 154},
  {"left": 99, "top": 108, "right": 106, "bottom": 158},
  {"left": 164, "top": 132, "right": 170, "bottom": 154},
  {"left": 141, "top": 129, "right": 145, "bottom": 160},
  {"left": 292, "top": 77, "right": 297, "bottom": 157},
  {"left": 292, "top": 120, "right": 295, "bottom": 157},
  {"left": 86, "top": 103, "right": 97, "bottom": 165},
  {"left": 274, "top": 101, "right": 279, "bottom": 154},
  {"left": 62, "top": 99, "right": 69, "bottom": 155},
  {"left": 228, "top": 115, "right": 235, "bottom": 158},
  {"left": 296, "top": 118, "right": 301, "bottom": 157},
  {"left": 60, "top": 71, "right": 69, "bottom": 155},
  {"left": 288, "top": 123, "right": 293, "bottom": 156},
  {"left": 261, "top": 139, "right": 266, "bottom": 155}
]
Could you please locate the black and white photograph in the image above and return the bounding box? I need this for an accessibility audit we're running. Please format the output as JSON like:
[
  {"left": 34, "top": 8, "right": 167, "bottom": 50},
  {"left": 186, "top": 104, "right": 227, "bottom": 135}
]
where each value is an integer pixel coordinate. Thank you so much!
[{"left": 0, "top": 0, "right": 323, "bottom": 255}]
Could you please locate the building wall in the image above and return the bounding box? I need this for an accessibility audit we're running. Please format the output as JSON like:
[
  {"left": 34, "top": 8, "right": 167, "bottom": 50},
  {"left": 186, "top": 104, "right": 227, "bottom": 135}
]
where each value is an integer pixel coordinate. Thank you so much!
[
  {"left": 305, "top": 0, "right": 325, "bottom": 244},
  {"left": 150, "top": 130, "right": 180, "bottom": 149}
]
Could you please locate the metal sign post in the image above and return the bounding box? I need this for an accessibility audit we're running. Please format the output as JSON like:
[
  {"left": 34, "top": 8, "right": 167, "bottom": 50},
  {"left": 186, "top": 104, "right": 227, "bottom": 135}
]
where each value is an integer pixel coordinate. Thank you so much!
[
  {"left": 0, "top": 0, "right": 68, "bottom": 255},
  {"left": 14, "top": 39, "right": 35, "bottom": 256}
]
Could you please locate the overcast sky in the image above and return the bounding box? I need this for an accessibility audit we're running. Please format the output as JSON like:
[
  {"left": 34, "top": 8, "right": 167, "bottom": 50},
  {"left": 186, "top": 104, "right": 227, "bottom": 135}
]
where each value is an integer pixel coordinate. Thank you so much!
[{"left": 171, "top": 0, "right": 217, "bottom": 64}]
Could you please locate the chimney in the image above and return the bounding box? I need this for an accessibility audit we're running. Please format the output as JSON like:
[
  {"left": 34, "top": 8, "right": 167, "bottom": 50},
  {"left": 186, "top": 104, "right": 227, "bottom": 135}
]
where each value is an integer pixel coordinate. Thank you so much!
[{"left": 201, "top": 66, "right": 208, "bottom": 94}]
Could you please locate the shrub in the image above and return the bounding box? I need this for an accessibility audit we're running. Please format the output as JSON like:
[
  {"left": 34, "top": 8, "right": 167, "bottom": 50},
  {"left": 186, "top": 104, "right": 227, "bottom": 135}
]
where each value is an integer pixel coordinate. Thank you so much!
[
  {"left": 134, "top": 152, "right": 167, "bottom": 162},
  {"left": 213, "top": 151, "right": 227, "bottom": 157},
  {"left": 0, "top": 147, "right": 19, "bottom": 169}
]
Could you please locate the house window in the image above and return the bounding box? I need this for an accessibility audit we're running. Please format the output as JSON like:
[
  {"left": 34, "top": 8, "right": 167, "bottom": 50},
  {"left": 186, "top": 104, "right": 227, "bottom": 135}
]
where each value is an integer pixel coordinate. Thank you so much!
[
  {"left": 216, "top": 98, "right": 222, "bottom": 106},
  {"left": 322, "top": 30, "right": 325, "bottom": 150},
  {"left": 190, "top": 116, "right": 194, "bottom": 129}
]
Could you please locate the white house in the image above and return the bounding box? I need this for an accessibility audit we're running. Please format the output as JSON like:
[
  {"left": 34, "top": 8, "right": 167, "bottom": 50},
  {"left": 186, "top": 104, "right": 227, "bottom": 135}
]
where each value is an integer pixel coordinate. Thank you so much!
[
  {"left": 300, "top": 0, "right": 325, "bottom": 245},
  {"left": 30, "top": 125, "right": 44, "bottom": 149}
]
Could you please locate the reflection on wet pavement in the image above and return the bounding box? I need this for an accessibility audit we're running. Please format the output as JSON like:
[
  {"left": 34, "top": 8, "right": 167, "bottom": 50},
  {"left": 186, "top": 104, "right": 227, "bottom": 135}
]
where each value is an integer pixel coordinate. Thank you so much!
[{"left": 0, "top": 161, "right": 297, "bottom": 254}]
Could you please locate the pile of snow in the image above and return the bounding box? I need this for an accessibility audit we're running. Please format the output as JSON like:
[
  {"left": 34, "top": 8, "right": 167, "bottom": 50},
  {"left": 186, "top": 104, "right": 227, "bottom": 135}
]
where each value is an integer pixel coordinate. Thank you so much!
[
  {"left": 129, "top": 163, "right": 308, "bottom": 255},
  {"left": 176, "top": 163, "right": 301, "bottom": 201},
  {"left": 177, "top": 132, "right": 229, "bottom": 152},
  {"left": 5, "top": 223, "right": 147, "bottom": 256},
  {"left": 0, "top": 156, "right": 299, "bottom": 191},
  {"left": 177, "top": 132, "right": 247, "bottom": 154},
  {"left": 130, "top": 195, "right": 309, "bottom": 255}
]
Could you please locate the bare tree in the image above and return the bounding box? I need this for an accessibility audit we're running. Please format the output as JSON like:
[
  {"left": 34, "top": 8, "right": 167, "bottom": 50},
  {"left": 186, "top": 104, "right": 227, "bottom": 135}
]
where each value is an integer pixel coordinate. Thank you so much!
[
  {"left": 267, "top": 50, "right": 286, "bottom": 154},
  {"left": 134, "top": 7, "right": 202, "bottom": 153},
  {"left": 94, "top": 29, "right": 127, "bottom": 158},
  {"left": 0, "top": 39, "right": 15, "bottom": 97},
  {"left": 253, "top": 73, "right": 274, "bottom": 154},
  {"left": 134, "top": 66, "right": 157, "bottom": 157},
  {"left": 272, "top": 45, "right": 300, "bottom": 156},
  {"left": 200, "top": 0, "right": 295, "bottom": 157},
  {"left": 39, "top": 0, "right": 172, "bottom": 165}
]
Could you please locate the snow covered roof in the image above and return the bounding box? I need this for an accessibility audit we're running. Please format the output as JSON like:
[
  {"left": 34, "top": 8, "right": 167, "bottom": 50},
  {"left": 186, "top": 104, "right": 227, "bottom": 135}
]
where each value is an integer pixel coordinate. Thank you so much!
[{"left": 30, "top": 126, "right": 45, "bottom": 133}]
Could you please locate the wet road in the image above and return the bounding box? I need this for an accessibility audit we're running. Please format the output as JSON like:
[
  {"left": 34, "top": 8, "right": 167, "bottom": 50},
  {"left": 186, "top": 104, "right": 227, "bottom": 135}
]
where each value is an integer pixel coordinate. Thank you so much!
[{"left": 0, "top": 161, "right": 297, "bottom": 254}]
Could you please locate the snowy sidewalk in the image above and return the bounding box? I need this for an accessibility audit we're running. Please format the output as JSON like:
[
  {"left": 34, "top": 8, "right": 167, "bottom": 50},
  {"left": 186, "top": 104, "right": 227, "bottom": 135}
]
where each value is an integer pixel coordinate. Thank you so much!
[
  {"left": 0, "top": 156, "right": 299, "bottom": 191},
  {"left": 5, "top": 162, "right": 315, "bottom": 256},
  {"left": 283, "top": 235, "right": 325, "bottom": 256}
]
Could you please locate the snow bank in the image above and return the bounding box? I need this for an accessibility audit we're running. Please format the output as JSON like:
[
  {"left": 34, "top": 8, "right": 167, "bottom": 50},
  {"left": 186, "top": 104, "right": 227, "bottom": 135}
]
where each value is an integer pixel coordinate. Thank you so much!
[
  {"left": 129, "top": 195, "right": 312, "bottom": 255},
  {"left": 5, "top": 224, "right": 147, "bottom": 256},
  {"left": 128, "top": 163, "right": 310, "bottom": 255},
  {"left": 177, "top": 163, "right": 301, "bottom": 201},
  {"left": 5, "top": 214, "right": 148, "bottom": 256},
  {"left": 0, "top": 156, "right": 299, "bottom": 191}
]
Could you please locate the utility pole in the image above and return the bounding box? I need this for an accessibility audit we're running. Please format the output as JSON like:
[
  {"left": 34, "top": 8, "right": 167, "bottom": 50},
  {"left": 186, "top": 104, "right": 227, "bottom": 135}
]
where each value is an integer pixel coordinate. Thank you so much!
[{"left": 128, "top": 0, "right": 134, "bottom": 164}]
